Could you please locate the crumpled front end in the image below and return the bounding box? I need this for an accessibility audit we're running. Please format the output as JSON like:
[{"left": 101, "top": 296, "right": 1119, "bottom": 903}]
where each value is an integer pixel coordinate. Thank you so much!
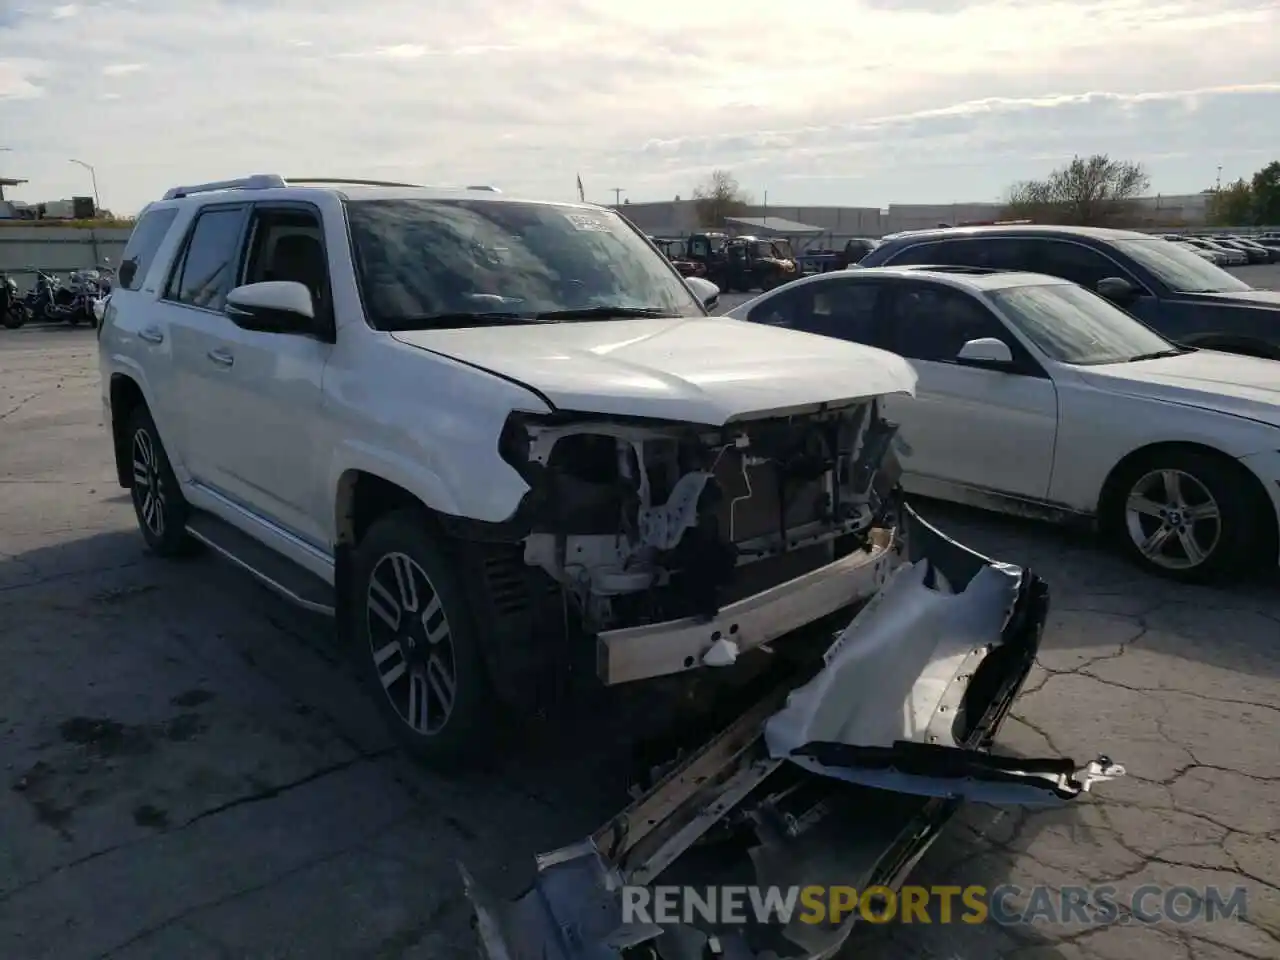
[{"left": 463, "top": 506, "right": 1124, "bottom": 960}]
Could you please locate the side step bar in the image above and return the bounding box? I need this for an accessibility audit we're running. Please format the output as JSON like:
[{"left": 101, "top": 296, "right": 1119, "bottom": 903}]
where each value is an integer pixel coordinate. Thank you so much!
[{"left": 185, "top": 512, "right": 336, "bottom": 616}]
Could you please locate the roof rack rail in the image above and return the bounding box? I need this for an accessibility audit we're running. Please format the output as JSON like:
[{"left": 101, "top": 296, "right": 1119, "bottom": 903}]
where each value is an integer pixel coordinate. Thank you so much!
[
  {"left": 162, "top": 174, "right": 286, "bottom": 200},
  {"left": 283, "top": 178, "right": 425, "bottom": 188},
  {"left": 162, "top": 176, "right": 503, "bottom": 202}
]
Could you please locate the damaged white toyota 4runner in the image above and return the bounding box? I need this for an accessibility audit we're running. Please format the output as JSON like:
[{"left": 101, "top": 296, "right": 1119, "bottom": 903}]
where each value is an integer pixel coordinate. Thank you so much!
[{"left": 99, "top": 177, "right": 1122, "bottom": 959}]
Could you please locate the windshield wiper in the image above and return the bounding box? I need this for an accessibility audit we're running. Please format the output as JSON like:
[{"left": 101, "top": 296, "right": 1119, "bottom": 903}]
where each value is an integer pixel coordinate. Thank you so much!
[
  {"left": 1127, "top": 348, "right": 1187, "bottom": 362},
  {"left": 381, "top": 306, "right": 679, "bottom": 330},
  {"left": 380, "top": 311, "right": 544, "bottom": 331},
  {"left": 531, "top": 306, "right": 679, "bottom": 321}
]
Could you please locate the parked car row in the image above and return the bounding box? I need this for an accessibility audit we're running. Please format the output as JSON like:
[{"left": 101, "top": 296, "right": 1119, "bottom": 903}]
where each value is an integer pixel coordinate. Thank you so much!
[
  {"left": 728, "top": 230, "right": 1280, "bottom": 583},
  {"left": 1163, "top": 233, "right": 1280, "bottom": 266},
  {"left": 859, "top": 224, "right": 1280, "bottom": 358}
]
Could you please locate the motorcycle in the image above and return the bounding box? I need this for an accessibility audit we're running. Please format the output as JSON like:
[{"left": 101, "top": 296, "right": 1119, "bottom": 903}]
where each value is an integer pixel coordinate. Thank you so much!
[
  {"left": 1, "top": 272, "right": 25, "bottom": 329},
  {"left": 68, "top": 262, "right": 115, "bottom": 327},
  {"left": 23, "top": 270, "right": 81, "bottom": 324},
  {"left": 22, "top": 264, "right": 112, "bottom": 327}
]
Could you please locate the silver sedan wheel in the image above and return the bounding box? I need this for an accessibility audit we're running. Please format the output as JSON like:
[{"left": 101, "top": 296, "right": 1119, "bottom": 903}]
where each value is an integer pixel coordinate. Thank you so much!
[
  {"left": 1124, "top": 468, "right": 1221, "bottom": 570},
  {"left": 131, "top": 428, "right": 166, "bottom": 537},
  {"left": 365, "top": 552, "right": 457, "bottom": 736}
]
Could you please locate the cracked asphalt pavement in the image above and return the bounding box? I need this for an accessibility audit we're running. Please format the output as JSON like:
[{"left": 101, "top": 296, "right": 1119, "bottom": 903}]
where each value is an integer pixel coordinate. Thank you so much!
[{"left": 1, "top": 326, "right": 1277, "bottom": 960}]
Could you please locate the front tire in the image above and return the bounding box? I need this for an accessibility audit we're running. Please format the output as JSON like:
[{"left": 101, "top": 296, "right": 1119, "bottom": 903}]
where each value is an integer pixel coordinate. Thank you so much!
[
  {"left": 1104, "top": 449, "right": 1262, "bottom": 583},
  {"left": 126, "top": 407, "right": 195, "bottom": 556},
  {"left": 350, "top": 511, "right": 496, "bottom": 766}
]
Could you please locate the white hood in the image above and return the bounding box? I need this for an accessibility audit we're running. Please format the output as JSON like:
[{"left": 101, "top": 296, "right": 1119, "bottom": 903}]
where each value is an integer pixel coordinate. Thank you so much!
[
  {"left": 392, "top": 317, "right": 916, "bottom": 424},
  {"left": 1074, "top": 349, "right": 1280, "bottom": 427}
]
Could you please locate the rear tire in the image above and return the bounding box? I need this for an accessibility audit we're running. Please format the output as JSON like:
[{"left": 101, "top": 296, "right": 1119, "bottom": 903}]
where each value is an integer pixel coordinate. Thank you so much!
[
  {"left": 350, "top": 510, "right": 497, "bottom": 767},
  {"left": 1102, "top": 448, "right": 1263, "bottom": 583},
  {"left": 2, "top": 307, "right": 23, "bottom": 330},
  {"left": 126, "top": 407, "right": 196, "bottom": 557}
]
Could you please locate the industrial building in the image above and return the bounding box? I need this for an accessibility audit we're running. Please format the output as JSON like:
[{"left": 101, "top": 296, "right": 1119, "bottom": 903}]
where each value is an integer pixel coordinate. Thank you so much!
[{"left": 615, "top": 194, "right": 1213, "bottom": 247}]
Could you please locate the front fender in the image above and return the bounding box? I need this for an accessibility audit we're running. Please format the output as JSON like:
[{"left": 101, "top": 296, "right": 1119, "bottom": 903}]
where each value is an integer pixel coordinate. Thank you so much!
[{"left": 328, "top": 438, "right": 532, "bottom": 529}]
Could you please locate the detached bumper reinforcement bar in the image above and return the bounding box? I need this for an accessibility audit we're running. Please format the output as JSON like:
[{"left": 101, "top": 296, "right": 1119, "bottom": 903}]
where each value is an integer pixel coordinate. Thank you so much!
[{"left": 597, "top": 529, "right": 898, "bottom": 686}]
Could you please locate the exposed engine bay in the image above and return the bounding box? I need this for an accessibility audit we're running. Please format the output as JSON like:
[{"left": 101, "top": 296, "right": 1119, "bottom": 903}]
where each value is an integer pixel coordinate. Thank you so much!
[{"left": 504, "top": 398, "right": 898, "bottom": 634}]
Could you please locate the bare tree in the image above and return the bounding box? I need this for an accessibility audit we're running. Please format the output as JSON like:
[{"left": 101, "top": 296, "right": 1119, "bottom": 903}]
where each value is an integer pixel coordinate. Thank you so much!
[
  {"left": 692, "top": 170, "right": 751, "bottom": 228},
  {"left": 1004, "top": 154, "right": 1150, "bottom": 226}
]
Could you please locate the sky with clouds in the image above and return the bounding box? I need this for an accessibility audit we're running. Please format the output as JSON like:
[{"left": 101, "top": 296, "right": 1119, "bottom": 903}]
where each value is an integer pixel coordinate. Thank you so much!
[{"left": 0, "top": 0, "right": 1277, "bottom": 214}]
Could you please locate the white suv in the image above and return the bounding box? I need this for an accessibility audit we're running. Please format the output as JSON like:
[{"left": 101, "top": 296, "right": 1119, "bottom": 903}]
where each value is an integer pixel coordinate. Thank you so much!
[
  {"left": 99, "top": 176, "right": 1091, "bottom": 781},
  {"left": 100, "top": 177, "right": 1124, "bottom": 957}
]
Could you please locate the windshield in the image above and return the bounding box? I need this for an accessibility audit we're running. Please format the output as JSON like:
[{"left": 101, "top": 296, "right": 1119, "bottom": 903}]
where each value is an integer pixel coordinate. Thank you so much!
[
  {"left": 345, "top": 199, "right": 703, "bottom": 330},
  {"left": 1112, "top": 238, "right": 1251, "bottom": 293},
  {"left": 987, "top": 282, "right": 1180, "bottom": 365}
]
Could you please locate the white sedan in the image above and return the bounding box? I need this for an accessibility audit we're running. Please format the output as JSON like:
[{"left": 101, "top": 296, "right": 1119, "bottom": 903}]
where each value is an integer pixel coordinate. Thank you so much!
[{"left": 725, "top": 265, "right": 1280, "bottom": 582}]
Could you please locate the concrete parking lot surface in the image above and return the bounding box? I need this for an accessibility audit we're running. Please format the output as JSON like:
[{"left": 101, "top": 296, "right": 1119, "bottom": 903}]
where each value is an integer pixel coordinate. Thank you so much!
[{"left": 1, "top": 324, "right": 1277, "bottom": 960}]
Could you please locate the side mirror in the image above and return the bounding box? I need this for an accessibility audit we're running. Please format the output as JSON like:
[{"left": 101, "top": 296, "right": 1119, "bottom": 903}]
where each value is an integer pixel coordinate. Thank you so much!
[
  {"left": 1096, "top": 277, "right": 1137, "bottom": 303},
  {"left": 225, "top": 281, "right": 315, "bottom": 333},
  {"left": 117, "top": 260, "right": 137, "bottom": 288},
  {"left": 686, "top": 276, "right": 720, "bottom": 310},
  {"left": 956, "top": 337, "right": 1013, "bottom": 365}
]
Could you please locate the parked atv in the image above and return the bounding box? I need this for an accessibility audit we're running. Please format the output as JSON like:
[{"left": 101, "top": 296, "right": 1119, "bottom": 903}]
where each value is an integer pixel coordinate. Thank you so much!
[
  {"left": 721, "top": 236, "right": 799, "bottom": 292},
  {"left": 652, "top": 237, "right": 706, "bottom": 278}
]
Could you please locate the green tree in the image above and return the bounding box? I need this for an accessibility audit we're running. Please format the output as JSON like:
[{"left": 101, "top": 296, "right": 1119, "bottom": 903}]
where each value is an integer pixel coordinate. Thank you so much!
[
  {"left": 1250, "top": 161, "right": 1280, "bottom": 225},
  {"left": 1206, "top": 178, "right": 1254, "bottom": 226},
  {"left": 1004, "top": 154, "right": 1149, "bottom": 226},
  {"left": 692, "top": 170, "right": 751, "bottom": 228}
]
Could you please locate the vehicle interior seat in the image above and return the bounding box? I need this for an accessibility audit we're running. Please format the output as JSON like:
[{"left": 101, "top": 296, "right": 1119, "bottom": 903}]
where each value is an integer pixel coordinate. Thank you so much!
[{"left": 267, "top": 234, "right": 327, "bottom": 307}]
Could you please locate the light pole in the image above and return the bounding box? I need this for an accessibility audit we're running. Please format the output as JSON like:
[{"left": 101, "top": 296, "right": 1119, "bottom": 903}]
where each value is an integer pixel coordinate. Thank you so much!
[
  {"left": 69, "top": 158, "right": 100, "bottom": 212},
  {"left": 611, "top": 187, "right": 625, "bottom": 206}
]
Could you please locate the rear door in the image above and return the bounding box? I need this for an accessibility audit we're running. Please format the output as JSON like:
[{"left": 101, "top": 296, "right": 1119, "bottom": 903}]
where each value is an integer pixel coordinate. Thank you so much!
[
  {"left": 877, "top": 281, "right": 1059, "bottom": 501},
  {"left": 159, "top": 203, "right": 251, "bottom": 480}
]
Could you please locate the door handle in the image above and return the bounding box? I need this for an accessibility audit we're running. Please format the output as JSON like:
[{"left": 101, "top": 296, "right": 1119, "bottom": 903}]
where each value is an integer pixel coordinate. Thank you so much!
[
  {"left": 138, "top": 326, "right": 164, "bottom": 344},
  {"left": 207, "top": 348, "right": 235, "bottom": 367}
]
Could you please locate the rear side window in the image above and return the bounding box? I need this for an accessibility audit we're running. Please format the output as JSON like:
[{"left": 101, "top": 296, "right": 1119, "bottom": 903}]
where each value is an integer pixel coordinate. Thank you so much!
[
  {"left": 164, "top": 207, "right": 247, "bottom": 311},
  {"left": 118, "top": 208, "right": 178, "bottom": 291},
  {"left": 883, "top": 237, "right": 1029, "bottom": 269},
  {"left": 883, "top": 240, "right": 946, "bottom": 265},
  {"left": 1038, "top": 241, "right": 1124, "bottom": 288}
]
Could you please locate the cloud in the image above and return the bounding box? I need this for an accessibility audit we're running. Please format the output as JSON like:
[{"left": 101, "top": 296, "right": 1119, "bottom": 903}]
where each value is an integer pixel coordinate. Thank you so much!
[
  {"left": 0, "top": 57, "right": 45, "bottom": 99},
  {"left": 51, "top": 4, "right": 79, "bottom": 19},
  {"left": 101, "top": 62, "right": 146, "bottom": 76},
  {"left": 0, "top": 0, "right": 1275, "bottom": 213}
]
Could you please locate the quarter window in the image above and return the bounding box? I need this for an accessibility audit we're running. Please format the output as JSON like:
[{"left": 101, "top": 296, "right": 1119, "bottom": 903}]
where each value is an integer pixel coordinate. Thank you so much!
[{"left": 118, "top": 208, "right": 179, "bottom": 291}]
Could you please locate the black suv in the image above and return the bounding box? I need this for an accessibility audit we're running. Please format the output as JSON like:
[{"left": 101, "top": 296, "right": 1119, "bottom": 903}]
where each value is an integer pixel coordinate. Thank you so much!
[{"left": 860, "top": 225, "right": 1280, "bottom": 358}]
